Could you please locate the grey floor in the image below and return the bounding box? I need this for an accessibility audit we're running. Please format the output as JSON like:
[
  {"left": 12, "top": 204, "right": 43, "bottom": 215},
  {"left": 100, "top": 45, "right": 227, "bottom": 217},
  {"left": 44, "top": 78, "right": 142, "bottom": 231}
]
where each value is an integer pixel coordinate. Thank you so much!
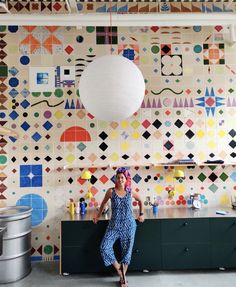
[{"left": 4, "top": 261, "right": 236, "bottom": 287}]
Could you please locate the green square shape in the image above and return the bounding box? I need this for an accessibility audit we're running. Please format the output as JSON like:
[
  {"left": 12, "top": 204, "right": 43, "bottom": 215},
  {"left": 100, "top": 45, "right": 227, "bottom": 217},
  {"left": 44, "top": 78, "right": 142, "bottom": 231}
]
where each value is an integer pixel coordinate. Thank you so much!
[
  {"left": 219, "top": 59, "right": 225, "bottom": 65},
  {"left": 0, "top": 66, "right": 8, "bottom": 78},
  {"left": 204, "top": 59, "right": 209, "bottom": 65}
]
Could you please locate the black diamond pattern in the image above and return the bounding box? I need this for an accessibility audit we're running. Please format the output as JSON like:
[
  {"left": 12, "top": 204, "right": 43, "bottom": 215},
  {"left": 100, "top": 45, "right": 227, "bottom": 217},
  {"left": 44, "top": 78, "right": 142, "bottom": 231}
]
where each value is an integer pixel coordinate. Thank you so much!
[
  {"left": 229, "top": 129, "right": 236, "bottom": 138},
  {"left": 142, "top": 131, "right": 151, "bottom": 139},
  {"left": 122, "top": 154, "right": 129, "bottom": 160},
  {"left": 56, "top": 156, "right": 63, "bottom": 161},
  {"left": 90, "top": 175, "right": 98, "bottom": 184},
  {"left": 230, "top": 152, "right": 236, "bottom": 158},
  {"left": 144, "top": 154, "right": 150, "bottom": 159},
  {"left": 166, "top": 132, "right": 171, "bottom": 137},
  {"left": 68, "top": 177, "right": 73, "bottom": 184},
  {"left": 100, "top": 155, "right": 106, "bottom": 160},
  {"left": 161, "top": 44, "right": 171, "bottom": 54},
  {"left": 164, "top": 140, "right": 173, "bottom": 150},
  {"left": 23, "top": 156, "right": 28, "bottom": 162},
  {"left": 34, "top": 157, "right": 40, "bottom": 161},
  {"left": 44, "top": 156, "right": 52, "bottom": 162},
  {"left": 11, "top": 157, "right": 16, "bottom": 162},
  {"left": 185, "top": 130, "right": 194, "bottom": 139},
  {"left": 188, "top": 153, "right": 194, "bottom": 159},
  {"left": 209, "top": 153, "right": 215, "bottom": 158},
  {"left": 165, "top": 153, "right": 172, "bottom": 159},
  {"left": 208, "top": 173, "right": 218, "bottom": 182},
  {"left": 99, "top": 132, "right": 108, "bottom": 140},
  {"left": 152, "top": 119, "right": 162, "bottom": 129},
  {"left": 229, "top": 140, "right": 236, "bottom": 149},
  {"left": 99, "top": 142, "right": 108, "bottom": 151},
  {"left": 79, "top": 156, "right": 85, "bottom": 160},
  {"left": 175, "top": 119, "right": 183, "bottom": 128}
]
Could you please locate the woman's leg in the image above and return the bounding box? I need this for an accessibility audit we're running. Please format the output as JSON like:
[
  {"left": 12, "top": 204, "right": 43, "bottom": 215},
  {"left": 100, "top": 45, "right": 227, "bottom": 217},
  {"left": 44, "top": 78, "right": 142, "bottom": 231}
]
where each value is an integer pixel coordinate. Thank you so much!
[
  {"left": 119, "top": 222, "right": 136, "bottom": 285},
  {"left": 100, "top": 228, "right": 118, "bottom": 267}
]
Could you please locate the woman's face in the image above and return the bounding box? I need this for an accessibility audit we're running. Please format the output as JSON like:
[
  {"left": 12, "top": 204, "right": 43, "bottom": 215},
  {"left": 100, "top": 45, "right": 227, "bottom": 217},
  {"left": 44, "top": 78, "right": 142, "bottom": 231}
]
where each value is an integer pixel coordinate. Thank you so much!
[{"left": 116, "top": 173, "right": 126, "bottom": 187}]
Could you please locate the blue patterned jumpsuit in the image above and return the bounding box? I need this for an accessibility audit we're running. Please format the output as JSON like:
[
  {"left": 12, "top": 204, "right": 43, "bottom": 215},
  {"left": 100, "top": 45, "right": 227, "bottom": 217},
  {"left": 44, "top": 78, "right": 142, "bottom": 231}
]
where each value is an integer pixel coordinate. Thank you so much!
[{"left": 100, "top": 188, "right": 137, "bottom": 266}]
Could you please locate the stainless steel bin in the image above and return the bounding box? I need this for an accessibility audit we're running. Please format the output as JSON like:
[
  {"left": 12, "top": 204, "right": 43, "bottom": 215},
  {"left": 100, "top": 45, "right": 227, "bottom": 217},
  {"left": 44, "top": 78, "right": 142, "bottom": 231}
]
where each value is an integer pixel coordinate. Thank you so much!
[{"left": 0, "top": 206, "right": 32, "bottom": 283}]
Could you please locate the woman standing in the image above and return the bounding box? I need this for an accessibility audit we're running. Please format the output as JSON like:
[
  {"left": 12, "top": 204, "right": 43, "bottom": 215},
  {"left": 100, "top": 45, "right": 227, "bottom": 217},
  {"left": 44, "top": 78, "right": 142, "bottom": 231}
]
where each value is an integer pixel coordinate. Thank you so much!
[{"left": 93, "top": 167, "right": 144, "bottom": 287}]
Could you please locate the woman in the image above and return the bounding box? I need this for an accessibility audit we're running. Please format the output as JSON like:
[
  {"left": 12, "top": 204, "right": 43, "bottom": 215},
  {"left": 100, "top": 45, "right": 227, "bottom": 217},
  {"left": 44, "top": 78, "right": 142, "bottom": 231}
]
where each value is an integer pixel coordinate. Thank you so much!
[{"left": 93, "top": 167, "right": 144, "bottom": 287}]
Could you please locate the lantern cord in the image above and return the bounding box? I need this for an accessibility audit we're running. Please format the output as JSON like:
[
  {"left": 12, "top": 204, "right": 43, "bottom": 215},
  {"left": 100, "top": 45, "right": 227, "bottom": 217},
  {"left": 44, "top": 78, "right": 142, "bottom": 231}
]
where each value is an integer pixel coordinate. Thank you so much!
[{"left": 109, "top": 0, "right": 112, "bottom": 54}]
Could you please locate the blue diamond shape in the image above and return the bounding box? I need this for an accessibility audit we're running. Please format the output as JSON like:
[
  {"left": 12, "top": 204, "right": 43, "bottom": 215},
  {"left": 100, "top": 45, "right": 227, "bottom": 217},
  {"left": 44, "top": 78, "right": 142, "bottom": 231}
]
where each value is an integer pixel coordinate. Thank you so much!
[
  {"left": 8, "top": 66, "right": 19, "bottom": 76},
  {"left": 21, "top": 88, "right": 30, "bottom": 98},
  {"left": 9, "top": 88, "right": 19, "bottom": 98},
  {"left": 230, "top": 172, "right": 236, "bottom": 182},
  {"left": 9, "top": 110, "right": 19, "bottom": 120},
  {"left": 111, "top": 175, "right": 116, "bottom": 184},
  {"left": 32, "top": 132, "right": 42, "bottom": 142},
  {"left": 43, "top": 121, "right": 53, "bottom": 131},
  {"left": 133, "top": 174, "right": 142, "bottom": 184},
  {"left": 20, "top": 99, "right": 30, "bottom": 109},
  {"left": 21, "top": 121, "right": 30, "bottom": 131}
]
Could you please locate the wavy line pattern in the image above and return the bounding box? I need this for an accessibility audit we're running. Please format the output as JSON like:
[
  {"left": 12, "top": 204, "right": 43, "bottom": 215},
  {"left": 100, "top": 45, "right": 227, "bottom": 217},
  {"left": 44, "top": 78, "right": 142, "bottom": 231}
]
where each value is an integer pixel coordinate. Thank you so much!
[
  {"left": 31, "top": 100, "right": 64, "bottom": 108},
  {"left": 151, "top": 88, "right": 183, "bottom": 95}
]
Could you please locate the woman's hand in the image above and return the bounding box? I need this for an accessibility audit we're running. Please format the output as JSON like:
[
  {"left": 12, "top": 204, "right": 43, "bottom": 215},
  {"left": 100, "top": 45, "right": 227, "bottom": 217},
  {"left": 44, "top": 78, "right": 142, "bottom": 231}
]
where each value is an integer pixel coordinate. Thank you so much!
[
  {"left": 137, "top": 214, "right": 144, "bottom": 223},
  {"left": 93, "top": 213, "right": 100, "bottom": 224}
]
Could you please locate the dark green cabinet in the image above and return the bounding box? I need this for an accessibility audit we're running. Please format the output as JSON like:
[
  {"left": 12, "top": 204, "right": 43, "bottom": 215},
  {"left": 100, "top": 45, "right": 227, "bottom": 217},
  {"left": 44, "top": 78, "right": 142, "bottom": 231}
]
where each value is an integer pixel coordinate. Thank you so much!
[
  {"left": 161, "top": 219, "right": 211, "bottom": 269},
  {"left": 129, "top": 221, "right": 161, "bottom": 271},
  {"left": 210, "top": 218, "right": 236, "bottom": 268},
  {"left": 61, "top": 219, "right": 161, "bottom": 274},
  {"left": 61, "top": 215, "right": 236, "bottom": 274}
]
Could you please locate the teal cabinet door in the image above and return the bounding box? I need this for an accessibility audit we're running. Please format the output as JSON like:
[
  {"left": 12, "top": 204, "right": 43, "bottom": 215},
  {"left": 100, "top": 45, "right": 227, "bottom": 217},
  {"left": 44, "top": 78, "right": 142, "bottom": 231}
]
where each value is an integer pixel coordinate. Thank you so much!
[
  {"left": 161, "top": 218, "right": 210, "bottom": 243},
  {"left": 129, "top": 220, "right": 162, "bottom": 270},
  {"left": 210, "top": 218, "right": 236, "bottom": 242},
  {"left": 211, "top": 243, "right": 236, "bottom": 268},
  {"left": 61, "top": 246, "right": 108, "bottom": 273},
  {"left": 61, "top": 221, "right": 109, "bottom": 274},
  {"left": 162, "top": 243, "right": 211, "bottom": 269},
  {"left": 61, "top": 221, "right": 108, "bottom": 246}
]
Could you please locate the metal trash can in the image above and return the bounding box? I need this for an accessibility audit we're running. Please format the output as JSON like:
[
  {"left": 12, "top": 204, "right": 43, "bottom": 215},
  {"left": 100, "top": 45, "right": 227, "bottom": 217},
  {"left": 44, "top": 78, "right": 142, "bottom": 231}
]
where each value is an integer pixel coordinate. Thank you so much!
[{"left": 0, "top": 206, "right": 32, "bottom": 283}]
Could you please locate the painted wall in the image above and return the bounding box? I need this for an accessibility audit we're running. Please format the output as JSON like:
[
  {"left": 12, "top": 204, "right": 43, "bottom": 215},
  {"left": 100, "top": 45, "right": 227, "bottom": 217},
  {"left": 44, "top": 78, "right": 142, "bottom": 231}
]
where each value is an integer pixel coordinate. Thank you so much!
[{"left": 1, "top": 17, "right": 236, "bottom": 260}]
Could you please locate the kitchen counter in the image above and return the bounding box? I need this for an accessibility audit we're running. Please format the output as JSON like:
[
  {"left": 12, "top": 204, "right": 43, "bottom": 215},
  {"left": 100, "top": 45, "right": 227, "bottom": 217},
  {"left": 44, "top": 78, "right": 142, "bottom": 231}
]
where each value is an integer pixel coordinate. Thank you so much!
[{"left": 62, "top": 206, "right": 236, "bottom": 221}]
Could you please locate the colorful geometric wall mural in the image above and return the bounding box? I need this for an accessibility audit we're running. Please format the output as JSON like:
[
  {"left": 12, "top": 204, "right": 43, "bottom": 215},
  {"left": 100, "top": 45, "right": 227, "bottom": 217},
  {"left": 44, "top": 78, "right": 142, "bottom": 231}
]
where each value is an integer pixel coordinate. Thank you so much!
[{"left": 1, "top": 2, "right": 236, "bottom": 260}]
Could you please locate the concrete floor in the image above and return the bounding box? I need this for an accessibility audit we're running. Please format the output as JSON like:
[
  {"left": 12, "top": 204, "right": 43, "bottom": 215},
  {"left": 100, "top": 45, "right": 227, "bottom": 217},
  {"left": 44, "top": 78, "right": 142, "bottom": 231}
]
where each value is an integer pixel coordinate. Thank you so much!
[{"left": 4, "top": 261, "right": 236, "bottom": 287}]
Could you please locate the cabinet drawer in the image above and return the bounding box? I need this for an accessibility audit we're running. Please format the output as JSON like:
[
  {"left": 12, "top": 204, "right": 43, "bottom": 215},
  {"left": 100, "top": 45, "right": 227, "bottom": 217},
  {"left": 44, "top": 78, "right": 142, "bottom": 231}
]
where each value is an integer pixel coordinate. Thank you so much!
[
  {"left": 135, "top": 220, "right": 161, "bottom": 243},
  {"left": 61, "top": 246, "right": 108, "bottom": 274},
  {"left": 211, "top": 243, "right": 236, "bottom": 268},
  {"left": 161, "top": 218, "right": 209, "bottom": 243},
  {"left": 210, "top": 218, "right": 236, "bottom": 242},
  {"left": 162, "top": 243, "right": 210, "bottom": 269},
  {"left": 61, "top": 221, "right": 107, "bottom": 246},
  {"left": 130, "top": 240, "right": 161, "bottom": 271}
]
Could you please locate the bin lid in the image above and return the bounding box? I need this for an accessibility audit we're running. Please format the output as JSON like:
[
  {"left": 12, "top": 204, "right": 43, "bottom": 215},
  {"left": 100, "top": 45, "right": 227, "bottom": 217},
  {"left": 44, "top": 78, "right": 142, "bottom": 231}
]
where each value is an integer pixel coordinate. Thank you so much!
[{"left": 0, "top": 206, "right": 32, "bottom": 219}]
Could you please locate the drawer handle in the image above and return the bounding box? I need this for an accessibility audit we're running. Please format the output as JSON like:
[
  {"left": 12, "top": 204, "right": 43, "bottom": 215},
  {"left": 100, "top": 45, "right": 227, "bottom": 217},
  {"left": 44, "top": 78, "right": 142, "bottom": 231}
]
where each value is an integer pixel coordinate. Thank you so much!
[
  {"left": 183, "top": 222, "right": 188, "bottom": 226},
  {"left": 184, "top": 247, "right": 189, "bottom": 252}
]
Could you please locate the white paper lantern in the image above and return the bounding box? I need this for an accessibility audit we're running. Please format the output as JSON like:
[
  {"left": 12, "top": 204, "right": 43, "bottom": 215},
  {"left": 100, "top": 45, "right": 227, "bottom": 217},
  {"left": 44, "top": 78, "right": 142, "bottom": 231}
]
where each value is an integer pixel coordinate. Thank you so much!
[{"left": 79, "top": 55, "right": 145, "bottom": 121}]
